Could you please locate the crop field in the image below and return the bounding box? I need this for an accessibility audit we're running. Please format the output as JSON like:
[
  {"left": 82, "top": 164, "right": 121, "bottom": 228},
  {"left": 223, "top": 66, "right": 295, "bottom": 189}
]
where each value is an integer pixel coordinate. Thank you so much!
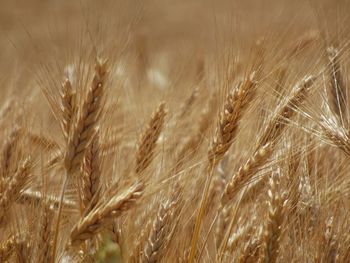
[{"left": 0, "top": 0, "right": 350, "bottom": 262}]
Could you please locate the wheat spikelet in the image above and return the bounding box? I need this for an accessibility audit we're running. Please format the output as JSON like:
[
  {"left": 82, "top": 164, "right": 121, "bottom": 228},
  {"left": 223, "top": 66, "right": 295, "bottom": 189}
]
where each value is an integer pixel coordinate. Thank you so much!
[
  {"left": 0, "top": 158, "right": 31, "bottom": 223},
  {"left": 69, "top": 182, "right": 143, "bottom": 246},
  {"left": 64, "top": 58, "right": 108, "bottom": 174},
  {"left": 135, "top": 102, "right": 166, "bottom": 174}
]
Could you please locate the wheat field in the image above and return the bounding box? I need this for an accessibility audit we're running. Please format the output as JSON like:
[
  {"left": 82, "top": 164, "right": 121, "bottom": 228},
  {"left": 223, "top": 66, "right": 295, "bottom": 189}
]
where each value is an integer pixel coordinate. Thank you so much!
[{"left": 1, "top": 0, "right": 350, "bottom": 262}]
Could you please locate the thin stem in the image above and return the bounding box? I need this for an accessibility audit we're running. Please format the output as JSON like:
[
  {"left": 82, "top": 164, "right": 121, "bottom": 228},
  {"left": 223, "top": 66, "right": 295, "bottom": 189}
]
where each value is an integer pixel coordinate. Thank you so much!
[
  {"left": 51, "top": 174, "right": 68, "bottom": 263},
  {"left": 188, "top": 165, "right": 214, "bottom": 263},
  {"left": 197, "top": 211, "right": 219, "bottom": 261}
]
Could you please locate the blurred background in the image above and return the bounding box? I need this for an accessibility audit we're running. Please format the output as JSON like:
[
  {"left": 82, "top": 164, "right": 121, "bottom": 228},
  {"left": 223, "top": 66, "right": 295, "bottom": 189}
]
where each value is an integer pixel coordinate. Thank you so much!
[{"left": 0, "top": 0, "right": 350, "bottom": 102}]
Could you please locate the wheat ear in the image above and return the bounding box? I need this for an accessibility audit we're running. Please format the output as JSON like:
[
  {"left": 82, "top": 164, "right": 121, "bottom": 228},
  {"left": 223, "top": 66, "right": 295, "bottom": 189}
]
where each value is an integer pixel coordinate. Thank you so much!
[
  {"left": 221, "top": 77, "right": 314, "bottom": 207},
  {"left": 64, "top": 58, "right": 107, "bottom": 174},
  {"left": 208, "top": 73, "right": 257, "bottom": 167},
  {"left": 0, "top": 158, "right": 31, "bottom": 223},
  {"left": 188, "top": 71, "right": 258, "bottom": 263},
  {"left": 36, "top": 203, "right": 54, "bottom": 263},
  {"left": 259, "top": 171, "right": 285, "bottom": 263},
  {"left": 81, "top": 132, "right": 101, "bottom": 212},
  {"left": 221, "top": 143, "right": 273, "bottom": 206},
  {"left": 257, "top": 76, "right": 314, "bottom": 148},
  {"left": 141, "top": 198, "right": 178, "bottom": 262},
  {"left": 69, "top": 183, "right": 144, "bottom": 246},
  {"left": 52, "top": 59, "right": 108, "bottom": 262},
  {"left": 135, "top": 102, "right": 166, "bottom": 174},
  {"left": 60, "top": 78, "right": 76, "bottom": 139}
]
